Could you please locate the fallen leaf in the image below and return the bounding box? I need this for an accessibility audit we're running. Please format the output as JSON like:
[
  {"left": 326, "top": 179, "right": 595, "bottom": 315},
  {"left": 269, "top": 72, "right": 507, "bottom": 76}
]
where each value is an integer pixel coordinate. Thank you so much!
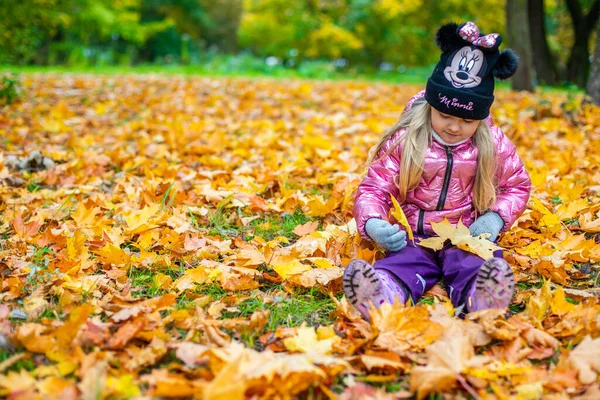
[
  {"left": 567, "top": 336, "right": 600, "bottom": 384},
  {"left": 390, "top": 195, "right": 414, "bottom": 242},
  {"left": 418, "top": 218, "right": 502, "bottom": 259},
  {"left": 293, "top": 221, "right": 319, "bottom": 236}
]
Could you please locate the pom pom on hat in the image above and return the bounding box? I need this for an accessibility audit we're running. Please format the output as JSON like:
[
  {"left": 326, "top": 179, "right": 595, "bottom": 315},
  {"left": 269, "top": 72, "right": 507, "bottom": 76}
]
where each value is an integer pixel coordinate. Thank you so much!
[
  {"left": 493, "top": 49, "right": 519, "bottom": 80},
  {"left": 435, "top": 23, "right": 463, "bottom": 53}
]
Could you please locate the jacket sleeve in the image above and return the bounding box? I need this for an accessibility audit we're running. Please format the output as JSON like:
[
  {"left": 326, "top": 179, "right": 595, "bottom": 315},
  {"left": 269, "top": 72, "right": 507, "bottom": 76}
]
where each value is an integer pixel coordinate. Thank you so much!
[
  {"left": 489, "top": 127, "right": 532, "bottom": 230},
  {"left": 354, "top": 131, "right": 404, "bottom": 239}
]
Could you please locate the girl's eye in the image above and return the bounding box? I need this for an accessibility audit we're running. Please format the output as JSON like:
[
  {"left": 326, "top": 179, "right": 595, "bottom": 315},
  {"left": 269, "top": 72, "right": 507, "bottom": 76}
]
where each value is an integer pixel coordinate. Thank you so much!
[{"left": 463, "top": 119, "right": 474, "bottom": 123}]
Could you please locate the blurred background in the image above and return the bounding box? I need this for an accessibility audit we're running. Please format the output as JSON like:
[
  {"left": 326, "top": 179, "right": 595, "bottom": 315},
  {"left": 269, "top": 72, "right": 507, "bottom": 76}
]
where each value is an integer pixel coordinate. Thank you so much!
[{"left": 0, "top": 0, "right": 599, "bottom": 93}]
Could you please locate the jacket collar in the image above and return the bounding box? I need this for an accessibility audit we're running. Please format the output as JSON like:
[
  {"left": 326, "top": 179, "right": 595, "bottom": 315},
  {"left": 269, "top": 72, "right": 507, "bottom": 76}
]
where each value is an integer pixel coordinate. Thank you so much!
[{"left": 431, "top": 134, "right": 473, "bottom": 150}]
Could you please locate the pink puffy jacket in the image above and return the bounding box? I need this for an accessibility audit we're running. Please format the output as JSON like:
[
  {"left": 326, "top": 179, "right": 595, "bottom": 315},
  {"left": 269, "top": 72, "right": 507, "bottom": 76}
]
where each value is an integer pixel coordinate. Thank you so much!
[{"left": 355, "top": 91, "right": 531, "bottom": 239}]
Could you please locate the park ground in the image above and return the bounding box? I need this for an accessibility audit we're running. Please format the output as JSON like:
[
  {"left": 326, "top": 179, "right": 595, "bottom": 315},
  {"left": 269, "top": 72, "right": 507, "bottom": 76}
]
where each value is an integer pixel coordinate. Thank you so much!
[{"left": 0, "top": 71, "right": 599, "bottom": 399}]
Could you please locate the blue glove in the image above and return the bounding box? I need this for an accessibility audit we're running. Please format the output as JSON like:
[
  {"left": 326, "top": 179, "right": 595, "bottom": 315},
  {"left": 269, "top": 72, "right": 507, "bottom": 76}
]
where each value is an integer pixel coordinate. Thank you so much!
[
  {"left": 469, "top": 211, "right": 505, "bottom": 242},
  {"left": 365, "top": 218, "right": 407, "bottom": 252}
]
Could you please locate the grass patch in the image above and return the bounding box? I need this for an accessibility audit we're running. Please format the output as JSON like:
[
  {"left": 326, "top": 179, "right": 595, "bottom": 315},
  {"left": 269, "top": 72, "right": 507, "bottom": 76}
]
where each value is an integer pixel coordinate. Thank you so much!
[
  {"left": 230, "top": 288, "right": 338, "bottom": 331},
  {"left": 195, "top": 282, "right": 228, "bottom": 301},
  {"left": 220, "top": 287, "right": 338, "bottom": 348},
  {"left": 417, "top": 296, "right": 434, "bottom": 306},
  {"left": 250, "top": 210, "right": 314, "bottom": 242},
  {"left": 515, "top": 279, "right": 545, "bottom": 291},
  {"left": 0, "top": 58, "right": 582, "bottom": 94},
  {"left": 508, "top": 303, "right": 525, "bottom": 314},
  {"left": 0, "top": 351, "right": 36, "bottom": 373},
  {"left": 173, "top": 283, "right": 229, "bottom": 310},
  {"left": 0, "top": 58, "right": 433, "bottom": 85},
  {"left": 206, "top": 205, "right": 315, "bottom": 242},
  {"left": 128, "top": 267, "right": 165, "bottom": 298}
]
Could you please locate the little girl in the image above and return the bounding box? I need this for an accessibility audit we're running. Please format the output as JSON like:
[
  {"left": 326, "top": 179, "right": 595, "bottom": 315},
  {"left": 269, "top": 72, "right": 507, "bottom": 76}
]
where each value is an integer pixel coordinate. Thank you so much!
[{"left": 344, "top": 22, "right": 532, "bottom": 319}]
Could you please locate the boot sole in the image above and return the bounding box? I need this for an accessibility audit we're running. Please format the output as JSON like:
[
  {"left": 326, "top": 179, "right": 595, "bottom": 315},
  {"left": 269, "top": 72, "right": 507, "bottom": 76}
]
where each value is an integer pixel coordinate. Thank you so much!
[
  {"left": 342, "top": 259, "right": 381, "bottom": 308},
  {"left": 471, "top": 258, "right": 515, "bottom": 310}
]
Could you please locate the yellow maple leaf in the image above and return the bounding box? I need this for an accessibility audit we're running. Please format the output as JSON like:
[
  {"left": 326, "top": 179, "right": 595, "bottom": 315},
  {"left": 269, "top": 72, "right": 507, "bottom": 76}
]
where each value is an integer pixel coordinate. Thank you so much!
[
  {"left": 272, "top": 260, "right": 312, "bottom": 279},
  {"left": 418, "top": 218, "right": 502, "bottom": 260},
  {"left": 66, "top": 230, "right": 87, "bottom": 262},
  {"left": 410, "top": 325, "right": 477, "bottom": 400},
  {"left": 305, "top": 195, "right": 340, "bottom": 217},
  {"left": 70, "top": 203, "right": 101, "bottom": 227},
  {"left": 372, "top": 303, "right": 444, "bottom": 353},
  {"left": 94, "top": 243, "right": 131, "bottom": 266},
  {"left": 556, "top": 198, "right": 589, "bottom": 220},
  {"left": 283, "top": 325, "right": 341, "bottom": 354},
  {"left": 514, "top": 382, "right": 544, "bottom": 400},
  {"left": 105, "top": 374, "right": 141, "bottom": 398},
  {"left": 530, "top": 197, "right": 562, "bottom": 234},
  {"left": 124, "top": 203, "right": 162, "bottom": 234},
  {"left": 389, "top": 195, "right": 414, "bottom": 242},
  {"left": 549, "top": 286, "right": 576, "bottom": 315}
]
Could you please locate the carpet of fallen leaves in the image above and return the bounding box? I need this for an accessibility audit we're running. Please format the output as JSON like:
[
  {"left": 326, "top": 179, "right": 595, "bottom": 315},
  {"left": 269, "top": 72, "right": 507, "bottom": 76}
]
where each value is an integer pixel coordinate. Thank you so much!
[{"left": 0, "top": 74, "right": 600, "bottom": 399}]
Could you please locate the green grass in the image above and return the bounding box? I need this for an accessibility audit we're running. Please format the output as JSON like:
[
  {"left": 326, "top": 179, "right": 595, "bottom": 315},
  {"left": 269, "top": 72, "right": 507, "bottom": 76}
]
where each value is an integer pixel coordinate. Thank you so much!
[
  {"left": 206, "top": 206, "right": 315, "bottom": 242},
  {"left": 0, "top": 59, "right": 433, "bottom": 85},
  {"left": 218, "top": 286, "right": 338, "bottom": 349},
  {"left": 250, "top": 210, "right": 314, "bottom": 241},
  {"left": 1, "top": 56, "right": 584, "bottom": 94},
  {"left": 224, "top": 287, "right": 338, "bottom": 331},
  {"left": 0, "top": 350, "right": 36, "bottom": 373},
  {"left": 128, "top": 267, "right": 166, "bottom": 298}
]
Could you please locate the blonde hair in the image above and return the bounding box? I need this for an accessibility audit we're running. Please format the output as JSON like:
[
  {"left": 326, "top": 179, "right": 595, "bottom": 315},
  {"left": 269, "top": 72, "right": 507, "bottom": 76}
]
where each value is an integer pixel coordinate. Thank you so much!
[{"left": 367, "top": 100, "right": 497, "bottom": 213}]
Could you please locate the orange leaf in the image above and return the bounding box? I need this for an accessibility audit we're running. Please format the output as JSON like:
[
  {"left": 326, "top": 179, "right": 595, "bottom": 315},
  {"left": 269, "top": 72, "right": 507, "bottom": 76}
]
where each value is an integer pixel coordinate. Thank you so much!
[
  {"left": 106, "top": 318, "right": 146, "bottom": 350},
  {"left": 293, "top": 221, "right": 319, "bottom": 236}
]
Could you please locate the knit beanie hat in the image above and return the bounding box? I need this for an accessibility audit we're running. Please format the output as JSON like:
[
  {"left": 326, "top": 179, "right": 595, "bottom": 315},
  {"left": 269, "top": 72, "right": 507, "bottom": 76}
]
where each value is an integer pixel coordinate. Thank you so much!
[{"left": 425, "top": 22, "right": 519, "bottom": 120}]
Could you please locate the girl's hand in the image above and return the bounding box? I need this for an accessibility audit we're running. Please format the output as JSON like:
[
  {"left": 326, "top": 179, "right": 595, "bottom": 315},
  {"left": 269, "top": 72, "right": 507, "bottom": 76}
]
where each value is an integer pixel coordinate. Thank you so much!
[
  {"left": 469, "top": 211, "right": 504, "bottom": 242},
  {"left": 365, "top": 218, "right": 407, "bottom": 252}
]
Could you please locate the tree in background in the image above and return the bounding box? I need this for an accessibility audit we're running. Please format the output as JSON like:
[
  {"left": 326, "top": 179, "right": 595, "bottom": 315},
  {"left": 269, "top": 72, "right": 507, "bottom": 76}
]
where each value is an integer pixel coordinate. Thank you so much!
[
  {"left": 0, "top": 0, "right": 65, "bottom": 64},
  {"left": 564, "top": 0, "right": 599, "bottom": 87},
  {"left": 0, "top": 0, "right": 596, "bottom": 88},
  {"left": 507, "top": 0, "right": 535, "bottom": 91},
  {"left": 588, "top": 22, "right": 600, "bottom": 103},
  {"left": 0, "top": 0, "right": 170, "bottom": 65},
  {"left": 140, "top": 0, "right": 242, "bottom": 63},
  {"left": 514, "top": 0, "right": 599, "bottom": 88},
  {"left": 52, "top": 0, "right": 170, "bottom": 65},
  {"left": 238, "top": 0, "right": 362, "bottom": 65},
  {"left": 528, "top": 0, "right": 558, "bottom": 84},
  {"left": 340, "top": 0, "right": 427, "bottom": 66},
  {"left": 239, "top": 0, "right": 506, "bottom": 68}
]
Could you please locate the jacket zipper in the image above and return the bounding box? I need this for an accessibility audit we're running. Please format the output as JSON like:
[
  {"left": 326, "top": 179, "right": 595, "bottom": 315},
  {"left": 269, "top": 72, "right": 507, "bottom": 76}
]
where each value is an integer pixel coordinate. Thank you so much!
[
  {"left": 436, "top": 146, "right": 453, "bottom": 211},
  {"left": 417, "top": 209, "right": 425, "bottom": 235}
]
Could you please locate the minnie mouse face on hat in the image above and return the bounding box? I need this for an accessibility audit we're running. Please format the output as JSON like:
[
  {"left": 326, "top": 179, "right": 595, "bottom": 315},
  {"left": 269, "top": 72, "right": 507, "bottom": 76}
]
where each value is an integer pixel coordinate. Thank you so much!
[{"left": 444, "top": 46, "right": 487, "bottom": 89}]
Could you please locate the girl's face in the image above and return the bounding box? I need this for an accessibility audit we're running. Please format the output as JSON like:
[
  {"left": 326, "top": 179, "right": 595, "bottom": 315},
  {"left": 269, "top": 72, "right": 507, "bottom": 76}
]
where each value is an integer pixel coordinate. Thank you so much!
[{"left": 430, "top": 107, "right": 481, "bottom": 144}]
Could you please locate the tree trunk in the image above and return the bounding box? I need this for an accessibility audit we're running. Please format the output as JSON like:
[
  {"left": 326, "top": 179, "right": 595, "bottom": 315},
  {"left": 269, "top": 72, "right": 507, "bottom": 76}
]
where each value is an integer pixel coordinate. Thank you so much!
[
  {"left": 565, "top": 0, "right": 600, "bottom": 87},
  {"left": 528, "top": 0, "right": 558, "bottom": 84},
  {"left": 587, "top": 23, "right": 600, "bottom": 104},
  {"left": 506, "top": 0, "right": 534, "bottom": 91}
]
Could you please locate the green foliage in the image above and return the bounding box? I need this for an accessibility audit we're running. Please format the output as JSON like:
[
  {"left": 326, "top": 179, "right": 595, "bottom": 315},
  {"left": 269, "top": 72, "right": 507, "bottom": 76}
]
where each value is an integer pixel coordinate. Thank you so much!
[
  {"left": 0, "top": 74, "right": 22, "bottom": 105},
  {"left": 239, "top": 0, "right": 507, "bottom": 67},
  {"left": 0, "top": 0, "right": 65, "bottom": 64},
  {"left": 140, "top": 0, "right": 239, "bottom": 63},
  {"left": 0, "top": 0, "right": 580, "bottom": 72}
]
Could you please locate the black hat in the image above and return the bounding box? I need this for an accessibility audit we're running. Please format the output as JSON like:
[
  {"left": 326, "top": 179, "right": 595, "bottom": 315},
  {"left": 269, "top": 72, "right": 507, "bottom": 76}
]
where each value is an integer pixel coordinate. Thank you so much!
[{"left": 425, "top": 22, "right": 519, "bottom": 120}]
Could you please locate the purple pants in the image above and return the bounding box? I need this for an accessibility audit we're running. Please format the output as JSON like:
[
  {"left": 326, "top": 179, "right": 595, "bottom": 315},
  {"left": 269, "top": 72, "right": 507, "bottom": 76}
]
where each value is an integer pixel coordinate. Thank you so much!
[{"left": 374, "top": 241, "right": 502, "bottom": 307}]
